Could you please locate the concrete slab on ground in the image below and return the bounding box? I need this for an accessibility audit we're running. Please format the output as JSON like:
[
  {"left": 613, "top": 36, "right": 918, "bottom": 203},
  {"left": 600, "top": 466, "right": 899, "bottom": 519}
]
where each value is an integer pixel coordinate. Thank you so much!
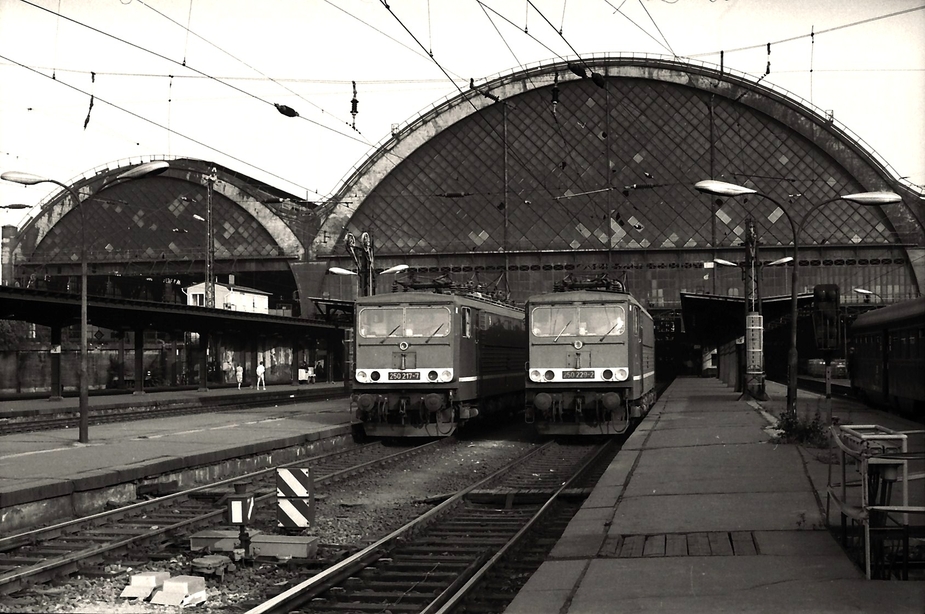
[{"left": 567, "top": 556, "right": 925, "bottom": 613}]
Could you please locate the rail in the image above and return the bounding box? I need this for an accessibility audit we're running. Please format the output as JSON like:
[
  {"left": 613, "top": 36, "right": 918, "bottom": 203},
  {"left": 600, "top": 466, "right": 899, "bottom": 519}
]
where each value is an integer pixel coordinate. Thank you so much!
[
  {"left": 246, "top": 440, "right": 607, "bottom": 614},
  {"left": 0, "top": 441, "right": 440, "bottom": 595}
]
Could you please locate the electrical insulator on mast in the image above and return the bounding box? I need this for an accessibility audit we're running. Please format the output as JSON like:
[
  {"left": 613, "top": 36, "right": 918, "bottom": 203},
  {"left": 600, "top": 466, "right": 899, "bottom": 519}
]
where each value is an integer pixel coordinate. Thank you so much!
[
  {"left": 551, "top": 72, "right": 559, "bottom": 116},
  {"left": 351, "top": 81, "right": 358, "bottom": 131}
]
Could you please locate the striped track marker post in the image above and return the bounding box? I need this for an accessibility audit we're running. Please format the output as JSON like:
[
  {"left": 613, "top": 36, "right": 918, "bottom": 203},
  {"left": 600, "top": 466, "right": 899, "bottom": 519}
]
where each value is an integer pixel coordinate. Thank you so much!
[{"left": 276, "top": 467, "right": 315, "bottom": 530}]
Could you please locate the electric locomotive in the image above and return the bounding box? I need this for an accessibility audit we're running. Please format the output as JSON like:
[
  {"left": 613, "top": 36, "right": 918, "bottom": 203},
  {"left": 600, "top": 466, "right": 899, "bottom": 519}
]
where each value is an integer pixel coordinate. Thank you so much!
[
  {"left": 351, "top": 284, "right": 526, "bottom": 437},
  {"left": 848, "top": 296, "right": 925, "bottom": 416},
  {"left": 525, "top": 275, "right": 655, "bottom": 435}
]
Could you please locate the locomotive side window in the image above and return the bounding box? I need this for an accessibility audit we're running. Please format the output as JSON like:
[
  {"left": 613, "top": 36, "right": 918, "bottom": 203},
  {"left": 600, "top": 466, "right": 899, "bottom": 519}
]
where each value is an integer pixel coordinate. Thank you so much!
[
  {"left": 462, "top": 307, "right": 472, "bottom": 338},
  {"left": 358, "top": 307, "right": 403, "bottom": 338}
]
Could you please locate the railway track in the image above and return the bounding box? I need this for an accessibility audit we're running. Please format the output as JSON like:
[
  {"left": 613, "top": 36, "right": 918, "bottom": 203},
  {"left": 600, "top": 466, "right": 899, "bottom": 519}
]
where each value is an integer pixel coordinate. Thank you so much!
[
  {"left": 0, "top": 386, "right": 345, "bottom": 435},
  {"left": 0, "top": 440, "right": 439, "bottom": 596},
  {"left": 247, "top": 439, "right": 618, "bottom": 614}
]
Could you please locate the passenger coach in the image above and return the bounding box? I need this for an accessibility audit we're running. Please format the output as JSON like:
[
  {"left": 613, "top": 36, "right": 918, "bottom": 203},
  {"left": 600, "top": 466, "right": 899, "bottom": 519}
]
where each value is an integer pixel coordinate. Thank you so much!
[
  {"left": 525, "top": 277, "right": 655, "bottom": 435},
  {"left": 351, "top": 288, "right": 526, "bottom": 437},
  {"left": 849, "top": 296, "right": 925, "bottom": 416}
]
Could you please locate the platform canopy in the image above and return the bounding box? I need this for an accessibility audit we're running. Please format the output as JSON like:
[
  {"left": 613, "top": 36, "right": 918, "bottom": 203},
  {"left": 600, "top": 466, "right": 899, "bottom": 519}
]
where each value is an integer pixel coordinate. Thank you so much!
[{"left": 679, "top": 292, "right": 813, "bottom": 348}]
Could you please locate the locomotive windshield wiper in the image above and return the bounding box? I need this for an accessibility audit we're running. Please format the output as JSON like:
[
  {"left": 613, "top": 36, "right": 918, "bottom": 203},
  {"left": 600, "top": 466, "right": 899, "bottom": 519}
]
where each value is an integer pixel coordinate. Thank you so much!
[
  {"left": 425, "top": 322, "right": 445, "bottom": 343},
  {"left": 554, "top": 320, "right": 572, "bottom": 342},
  {"left": 600, "top": 321, "right": 620, "bottom": 341},
  {"left": 380, "top": 324, "right": 402, "bottom": 343}
]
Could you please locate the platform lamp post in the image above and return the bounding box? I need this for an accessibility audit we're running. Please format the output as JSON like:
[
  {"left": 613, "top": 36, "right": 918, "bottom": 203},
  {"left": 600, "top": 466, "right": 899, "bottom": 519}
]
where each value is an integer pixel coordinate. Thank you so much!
[
  {"left": 695, "top": 180, "right": 902, "bottom": 418},
  {"left": 2, "top": 161, "right": 170, "bottom": 443},
  {"left": 853, "top": 287, "right": 882, "bottom": 303},
  {"left": 714, "top": 254, "right": 793, "bottom": 399},
  {"left": 328, "top": 263, "right": 408, "bottom": 395},
  {"left": 328, "top": 264, "right": 409, "bottom": 297}
]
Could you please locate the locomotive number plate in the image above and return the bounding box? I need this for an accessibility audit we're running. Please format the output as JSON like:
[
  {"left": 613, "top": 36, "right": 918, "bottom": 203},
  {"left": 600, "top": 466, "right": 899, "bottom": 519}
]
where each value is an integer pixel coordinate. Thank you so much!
[
  {"left": 562, "top": 370, "right": 594, "bottom": 379},
  {"left": 388, "top": 371, "right": 420, "bottom": 380}
]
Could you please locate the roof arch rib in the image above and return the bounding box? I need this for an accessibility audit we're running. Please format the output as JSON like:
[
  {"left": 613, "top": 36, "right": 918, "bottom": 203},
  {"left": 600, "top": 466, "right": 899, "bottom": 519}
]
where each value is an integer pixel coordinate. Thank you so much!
[
  {"left": 12, "top": 157, "right": 305, "bottom": 271},
  {"left": 313, "top": 54, "right": 923, "bottom": 263}
]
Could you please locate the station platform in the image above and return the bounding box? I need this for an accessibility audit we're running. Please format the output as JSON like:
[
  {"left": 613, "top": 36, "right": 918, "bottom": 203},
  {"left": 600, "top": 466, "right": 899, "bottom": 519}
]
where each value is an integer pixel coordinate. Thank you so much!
[
  {"left": 506, "top": 377, "right": 925, "bottom": 614},
  {"left": 2, "top": 378, "right": 923, "bottom": 611},
  {"left": 0, "top": 381, "right": 348, "bottom": 419},
  {"left": 0, "top": 383, "right": 355, "bottom": 533}
]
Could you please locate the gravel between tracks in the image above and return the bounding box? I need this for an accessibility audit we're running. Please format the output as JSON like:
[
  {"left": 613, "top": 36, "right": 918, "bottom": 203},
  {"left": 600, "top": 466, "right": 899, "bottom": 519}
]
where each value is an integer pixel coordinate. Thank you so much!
[{"left": 1, "top": 437, "right": 537, "bottom": 613}]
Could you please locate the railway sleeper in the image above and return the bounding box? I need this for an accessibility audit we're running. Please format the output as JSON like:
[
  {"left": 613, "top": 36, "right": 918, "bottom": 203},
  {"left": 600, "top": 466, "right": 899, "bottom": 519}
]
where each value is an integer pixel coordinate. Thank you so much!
[{"left": 349, "top": 571, "right": 457, "bottom": 582}]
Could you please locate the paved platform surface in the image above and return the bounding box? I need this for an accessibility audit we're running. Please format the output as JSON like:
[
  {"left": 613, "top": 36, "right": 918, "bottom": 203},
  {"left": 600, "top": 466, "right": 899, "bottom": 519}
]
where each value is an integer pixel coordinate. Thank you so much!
[
  {"left": 0, "top": 383, "right": 355, "bottom": 514},
  {"left": 0, "top": 381, "right": 347, "bottom": 418},
  {"left": 505, "top": 377, "right": 925, "bottom": 614}
]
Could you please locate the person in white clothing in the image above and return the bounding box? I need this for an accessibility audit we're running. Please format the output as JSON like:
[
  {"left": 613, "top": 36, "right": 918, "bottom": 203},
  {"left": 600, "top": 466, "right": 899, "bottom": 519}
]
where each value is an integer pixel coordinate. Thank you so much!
[{"left": 256, "top": 361, "right": 266, "bottom": 390}]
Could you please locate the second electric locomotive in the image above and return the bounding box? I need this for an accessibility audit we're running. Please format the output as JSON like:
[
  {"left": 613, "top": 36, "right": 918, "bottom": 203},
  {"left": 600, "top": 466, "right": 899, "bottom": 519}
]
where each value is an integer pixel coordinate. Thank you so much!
[
  {"left": 352, "top": 288, "right": 526, "bottom": 437},
  {"left": 525, "top": 277, "right": 655, "bottom": 435}
]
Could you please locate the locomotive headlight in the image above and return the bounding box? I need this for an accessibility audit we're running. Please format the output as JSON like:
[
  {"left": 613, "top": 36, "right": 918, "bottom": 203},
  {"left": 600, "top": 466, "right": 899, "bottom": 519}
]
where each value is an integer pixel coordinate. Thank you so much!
[
  {"left": 529, "top": 369, "right": 542, "bottom": 382},
  {"left": 370, "top": 371, "right": 380, "bottom": 381},
  {"left": 603, "top": 369, "right": 614, "bottom": 380},
  {"left": 439, "top": 369, "right": 453, "bottom": 382},
  {"left": 356, "top": 370, "right": 369, "bottom": 383},
  {"left": 427, "top": 370, "right": 438, "bottom": 381},
  {"left": 573, "top": 340, "right": 583, "bottom": 350},
  {"left": 615, "top": 368, "right": 629, "bottom": 381},
  {"left": 544, "top": 370, "right": 555, "bottom": 381}
]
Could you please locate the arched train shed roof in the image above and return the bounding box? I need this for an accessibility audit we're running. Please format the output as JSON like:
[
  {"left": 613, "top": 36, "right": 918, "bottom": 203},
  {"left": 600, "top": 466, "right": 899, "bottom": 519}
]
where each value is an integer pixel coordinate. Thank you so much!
[
  {"left": 314, "top": 55, "right": 924, "bottom": 267},
  {"left": 12, "top": 157, "right": 310, "bottom": 272}
]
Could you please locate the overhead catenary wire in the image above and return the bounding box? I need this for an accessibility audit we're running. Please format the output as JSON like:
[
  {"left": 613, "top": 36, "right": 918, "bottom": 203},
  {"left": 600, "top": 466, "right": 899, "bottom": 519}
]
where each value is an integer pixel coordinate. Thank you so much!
[
  {"left": 0, "top": 52, "right": 324, "bottom": 199},
  {"left": 381, "top": 0, "right": 595, "bottom": 207},
  {"left": 687, "top": 5, "right": 925, "bottom": 59},
  {"left": 134, "top": 0, "right": 364, "bottom": 135},
  {"left": 636, "top": 0, "right": 676, "bottom": 57},
  {"left": 18, "top": 0, "right": 371, "bottom": 147},
  {"left": 477, "top": 2, "right": 523, "bottom": 66},
  {"left": 603, "top": 0, "right": 673, "bottom": 56}
]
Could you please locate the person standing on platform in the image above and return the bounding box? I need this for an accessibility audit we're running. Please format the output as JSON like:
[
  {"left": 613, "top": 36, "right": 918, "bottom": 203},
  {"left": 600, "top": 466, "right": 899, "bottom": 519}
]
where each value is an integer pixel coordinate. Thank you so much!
[
  {"left": 256, "top": 361, "right": 266, "bottom": 390},
  {"left": 235, "top": 364, "right": 244, "bottom": 389}
]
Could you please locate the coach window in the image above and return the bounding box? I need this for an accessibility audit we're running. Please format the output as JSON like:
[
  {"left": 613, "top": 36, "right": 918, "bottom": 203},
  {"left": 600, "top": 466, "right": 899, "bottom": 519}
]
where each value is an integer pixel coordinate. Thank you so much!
[{"left": 462, "top": 307, "right": 472, "bottom": 338}]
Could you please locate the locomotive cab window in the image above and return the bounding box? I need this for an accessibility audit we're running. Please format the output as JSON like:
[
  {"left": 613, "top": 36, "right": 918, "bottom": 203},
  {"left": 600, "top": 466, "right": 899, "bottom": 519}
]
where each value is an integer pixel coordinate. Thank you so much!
[
  {"left": 358, "top": 306, "right": 450, "bottom": 339},
  {"left": 462, "top": 307, "right": 472, "bottom": 338},
  {"left": 358, "top": 307, "right": 403, "bottom": 338},
  {"left": 405, "top": 306, "right": 451, "bottom": 338},
  {"left": 532, "top": 305, "right": 626, "bottom": 337}
]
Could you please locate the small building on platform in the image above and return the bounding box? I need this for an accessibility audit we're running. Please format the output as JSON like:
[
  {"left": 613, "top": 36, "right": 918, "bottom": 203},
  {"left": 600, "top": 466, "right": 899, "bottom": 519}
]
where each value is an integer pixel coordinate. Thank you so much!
[{"left": 185, "top": 281, "right": 270, "bottom": 314}]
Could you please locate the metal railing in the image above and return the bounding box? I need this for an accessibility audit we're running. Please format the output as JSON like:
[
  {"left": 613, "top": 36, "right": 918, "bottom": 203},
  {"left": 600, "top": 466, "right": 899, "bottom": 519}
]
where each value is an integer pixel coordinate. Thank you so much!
[{"left": 827, "top": 424, "right": 925, "bottom": 579}]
